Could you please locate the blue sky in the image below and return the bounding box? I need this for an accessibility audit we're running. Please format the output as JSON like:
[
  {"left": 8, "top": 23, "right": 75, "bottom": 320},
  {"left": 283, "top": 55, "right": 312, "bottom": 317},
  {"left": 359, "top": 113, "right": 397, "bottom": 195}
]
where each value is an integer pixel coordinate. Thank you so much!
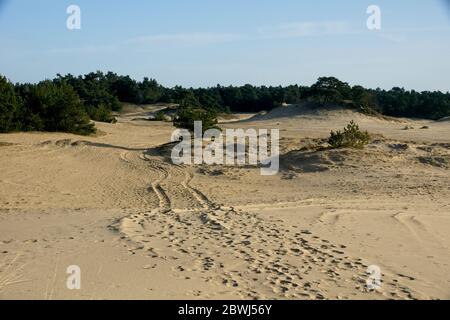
[{"left": 1, "top": 0, "right": 450, "bottom": 91}]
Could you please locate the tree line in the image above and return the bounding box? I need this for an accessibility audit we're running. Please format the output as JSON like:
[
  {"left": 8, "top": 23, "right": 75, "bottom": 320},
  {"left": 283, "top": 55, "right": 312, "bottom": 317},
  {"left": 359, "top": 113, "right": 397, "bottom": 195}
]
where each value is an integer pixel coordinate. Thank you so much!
[{"left": 1, "top": 72, "right": 449, "bottom": 135}]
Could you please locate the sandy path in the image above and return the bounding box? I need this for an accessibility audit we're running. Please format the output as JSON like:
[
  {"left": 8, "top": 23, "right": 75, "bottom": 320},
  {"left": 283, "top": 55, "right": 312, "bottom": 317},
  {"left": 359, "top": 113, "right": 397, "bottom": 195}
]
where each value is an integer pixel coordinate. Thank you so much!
[{"left": 114, "top": 152, "right": 422, "bottom": 299}]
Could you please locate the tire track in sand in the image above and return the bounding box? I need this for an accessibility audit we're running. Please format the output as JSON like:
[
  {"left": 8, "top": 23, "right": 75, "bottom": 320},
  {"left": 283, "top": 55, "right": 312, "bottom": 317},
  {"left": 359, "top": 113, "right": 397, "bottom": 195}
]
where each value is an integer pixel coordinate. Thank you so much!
[{"left": 114, "top": 152, "right": 422, "bottom": 300}]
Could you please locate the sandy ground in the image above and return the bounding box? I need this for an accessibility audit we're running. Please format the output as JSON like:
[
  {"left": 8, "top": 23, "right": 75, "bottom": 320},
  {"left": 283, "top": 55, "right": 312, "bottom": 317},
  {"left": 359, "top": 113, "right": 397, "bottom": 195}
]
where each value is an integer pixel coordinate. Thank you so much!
[{"left": 0, "top": 105, "right": 449, "bottom": 300}]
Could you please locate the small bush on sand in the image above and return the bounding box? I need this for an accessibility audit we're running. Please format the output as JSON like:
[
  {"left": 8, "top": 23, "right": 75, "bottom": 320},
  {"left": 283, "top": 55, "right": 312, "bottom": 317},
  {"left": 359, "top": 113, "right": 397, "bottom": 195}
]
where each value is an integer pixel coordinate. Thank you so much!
[
  {"left": 153, "top": 111, "right": 167, "bottom": 121},
  {"left": 86, "top": 104, "right": 117, "bottom": 123},
  {"left": 328, "top": 121, "right": 370, "bottom": 149},
  {"left": 173, "top": 107, "right": 218, "bottom": 133}
]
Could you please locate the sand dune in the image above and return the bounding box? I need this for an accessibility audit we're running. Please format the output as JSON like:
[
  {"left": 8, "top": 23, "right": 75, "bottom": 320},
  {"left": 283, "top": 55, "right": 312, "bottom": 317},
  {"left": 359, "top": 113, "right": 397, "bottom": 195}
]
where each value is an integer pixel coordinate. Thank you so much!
[{"left": 0, "top": 107, "right": 449, "bottom": 299}]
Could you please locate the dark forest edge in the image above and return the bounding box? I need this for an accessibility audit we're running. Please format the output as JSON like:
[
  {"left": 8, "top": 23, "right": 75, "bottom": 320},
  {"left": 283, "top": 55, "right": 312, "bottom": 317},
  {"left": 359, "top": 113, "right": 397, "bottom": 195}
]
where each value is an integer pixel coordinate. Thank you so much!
[{"left": 1, "top": 71, "right": 449, "bottom": 135}]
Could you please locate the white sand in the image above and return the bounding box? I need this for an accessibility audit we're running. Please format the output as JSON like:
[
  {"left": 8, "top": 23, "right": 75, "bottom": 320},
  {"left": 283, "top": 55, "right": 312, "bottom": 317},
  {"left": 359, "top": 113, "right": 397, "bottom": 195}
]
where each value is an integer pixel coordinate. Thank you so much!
[{"left": 0, "top": 105, "right": 449, "bottom": 300}]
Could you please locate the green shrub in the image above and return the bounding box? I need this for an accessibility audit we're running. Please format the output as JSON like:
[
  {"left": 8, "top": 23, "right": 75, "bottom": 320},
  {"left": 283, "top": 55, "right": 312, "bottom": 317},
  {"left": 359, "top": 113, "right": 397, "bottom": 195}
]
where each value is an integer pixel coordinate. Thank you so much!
[
  {"left": 328, "top": 121, "right": 370, "bottom": 149},
  {"left": 86, "top": 104, "right": 117, "bottom": 123},
  {"left": 153, "top": 111, "right": 167, "bottom": 121},
  {"left": 173, "top": 107, "right": 218, "bottom": 133},
  {"left": 24, "top": 81, "right": 96, "bottom": 135}
]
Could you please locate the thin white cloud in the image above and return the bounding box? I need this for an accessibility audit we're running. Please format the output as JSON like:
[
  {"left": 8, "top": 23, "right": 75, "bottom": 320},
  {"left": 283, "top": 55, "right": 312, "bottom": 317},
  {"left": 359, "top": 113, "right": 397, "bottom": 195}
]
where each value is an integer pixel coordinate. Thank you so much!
[
  {"left": 48, "top": 44, "right": 118, "bottom": 55},
  {"left": 48, "top": 32, "right": 244, "bottom": 55},
  {"left": 47, "top": 20, "right": 366, "bottom": 56},
  {"left": 258, "top": 21, "right": 353, "bottom": 38},
  {"left": 128, "top": 32, "right": 244, "bottom": 45},
  {"left": 376, "top": 33, "right": 407, "bottom": 43},
  {"left": 374, "top": 26, "right": 450, "bottom": 43}
]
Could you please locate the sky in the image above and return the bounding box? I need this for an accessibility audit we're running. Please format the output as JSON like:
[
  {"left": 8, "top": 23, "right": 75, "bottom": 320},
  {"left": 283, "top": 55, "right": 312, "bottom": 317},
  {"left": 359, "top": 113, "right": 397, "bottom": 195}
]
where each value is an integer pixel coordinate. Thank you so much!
[{"left": 0, "top": 0, "right": 450, "bottom": 91}]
